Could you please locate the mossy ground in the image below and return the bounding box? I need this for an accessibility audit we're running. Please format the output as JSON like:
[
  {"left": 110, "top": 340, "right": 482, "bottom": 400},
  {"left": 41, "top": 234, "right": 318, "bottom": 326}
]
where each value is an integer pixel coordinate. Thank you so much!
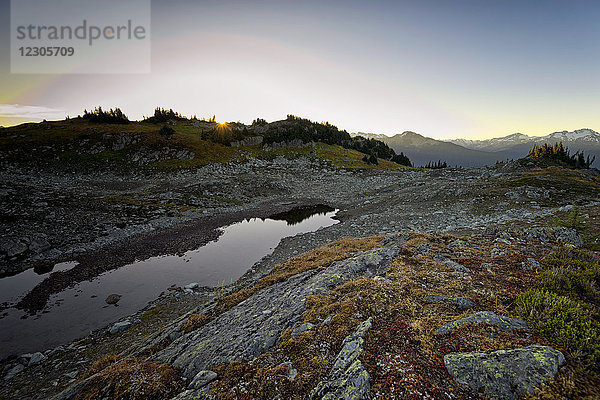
[{"left": 204, "top": 230, "right": 599, "bottom": 399}]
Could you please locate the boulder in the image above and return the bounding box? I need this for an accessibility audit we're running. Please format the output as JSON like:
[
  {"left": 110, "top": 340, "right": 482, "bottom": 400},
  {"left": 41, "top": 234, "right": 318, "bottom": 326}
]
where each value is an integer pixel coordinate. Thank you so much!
[
  {"left": 184, "top": 282, "right": 199, "bottom": 290},
  {"left": 277, "top": 362, "right": 298, "bottom": 379},
  {"left": 28, "top": 236, "right": 51, "bottom": 253},
  {"left": 414, "top": 243, "right": 432, "bottom": 256},
  {"left": 434, "top": 256, "right": 470, "bottom": 274},
  {"left": 105, "top": 294, "right": 121, "bottom": 305},
  {"left": 17, "top": 353, "right": 32, "bottom": 366},
  {"left": 3, "top": 364, "right": 24, "bottom": 381},
  {"left": 522, "top": 227, "right": 583, "bottom": 247},
  {"left": 373, "top": 276, "right": 392, "bottom": 284},
  {"left": 380, "top": 232, "right": 410, "bottom": 248},
  {"left": 109, "top": 320, "right": 132, "bottom": 335},
  {"left": 551, "top": 227, "right": 583, "bottom": 247},
  {"left": 490, "top": 247, "right": 509, "bottom": 258},
  {"left": 444, "top": 345, "right": 565, "bottom": 399},
  {"left": 435, "top": 311, "right": 528, "bottom": 335}
]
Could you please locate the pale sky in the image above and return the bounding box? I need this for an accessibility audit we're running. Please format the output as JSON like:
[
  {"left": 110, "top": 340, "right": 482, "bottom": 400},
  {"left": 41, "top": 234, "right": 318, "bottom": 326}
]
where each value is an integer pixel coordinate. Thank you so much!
[{"left": 1, "top": 0, "right": 599, "bottom": 139}]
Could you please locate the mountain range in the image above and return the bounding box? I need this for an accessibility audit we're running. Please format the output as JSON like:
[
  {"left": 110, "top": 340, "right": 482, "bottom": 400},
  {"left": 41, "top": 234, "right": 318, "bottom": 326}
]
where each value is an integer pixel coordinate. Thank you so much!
[{"left": 355, "top": 129, "right": 600, "bottom": 167}]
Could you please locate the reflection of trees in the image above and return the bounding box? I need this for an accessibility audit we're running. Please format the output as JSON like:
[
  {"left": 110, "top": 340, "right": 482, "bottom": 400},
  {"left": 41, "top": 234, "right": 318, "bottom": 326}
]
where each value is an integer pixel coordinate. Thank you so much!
[{"left": 269, "top": 205, "right": 335, "bottom": 226}]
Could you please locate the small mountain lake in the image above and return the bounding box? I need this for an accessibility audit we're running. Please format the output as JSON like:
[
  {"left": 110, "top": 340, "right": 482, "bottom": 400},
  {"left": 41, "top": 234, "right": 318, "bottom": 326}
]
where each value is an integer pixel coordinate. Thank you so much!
[{"left": 0, "top": 205, "right": 338, "bottom": 359}]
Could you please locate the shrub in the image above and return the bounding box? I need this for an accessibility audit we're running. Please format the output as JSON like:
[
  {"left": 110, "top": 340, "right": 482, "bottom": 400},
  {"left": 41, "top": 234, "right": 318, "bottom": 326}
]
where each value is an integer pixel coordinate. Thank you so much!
[
  {"left": 559, "top": 206, "right": 585, "bottom": 231},
  {"left": 82, "top": 107, "right": 129, "bottom": 124},
  {"left": 526, "top": 142, "right": 595, "bottom": 168},
  {"left": 538, "top": 246, "right": 600, "bottom": 304},
  {"left": 362, "top": 154, "right": 378, "bottom": 165},
  {"left": 516, "top": 246, "right": 600, "bottom": 369},
  {"left": 424, "top": 160, "right": 448, "bottom": 169},
  {"left": 516, "top": 289, "right": 600, "bottom": 366},
  {"left": 144, "top": 107, "right": 187, "bottom": 123},
  {"left": 263, "top": 116, "right": 412, "bottom": 166},
  {"left": 158, "top": 125, "right": 175, "bottom": 137},
  {"left": 252, "top": 118, "right": 267, "bottom": 125}
]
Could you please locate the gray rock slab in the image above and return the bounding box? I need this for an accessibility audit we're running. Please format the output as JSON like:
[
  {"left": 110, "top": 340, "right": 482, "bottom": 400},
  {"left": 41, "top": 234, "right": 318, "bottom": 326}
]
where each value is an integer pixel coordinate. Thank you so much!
[
  {"left": 444, "top": 345, "right": 565, "bottom": 399},
  {"left": 153, "top": 248, "right": 398, "bottom": 381}
]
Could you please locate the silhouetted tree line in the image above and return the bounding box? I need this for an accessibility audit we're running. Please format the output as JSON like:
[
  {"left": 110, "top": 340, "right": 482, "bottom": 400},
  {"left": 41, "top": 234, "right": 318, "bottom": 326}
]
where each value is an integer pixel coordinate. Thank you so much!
[
  {"left": 526, "top": 142, "right": 595, "bottom": 169},
  {"left": 424, "top": 160, "right": 448, "bottom": 169},
  {"left": 82, "top": 107, "right": 129, "bottom": 124},
  {"left": 262, "top": 115, "right": 412, "bottom": 167},
  {"left": 144, "top": 108, "right": 187, "bottom": 123},
  {"left": 252, "top": 118, "right": 267, "bottom": 125}
]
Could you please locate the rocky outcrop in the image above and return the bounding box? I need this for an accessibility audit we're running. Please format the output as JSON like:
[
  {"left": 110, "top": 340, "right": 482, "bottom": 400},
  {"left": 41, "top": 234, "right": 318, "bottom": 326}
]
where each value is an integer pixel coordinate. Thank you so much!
[
  {"left": 0, "top": 233, "right": 51, "bottom": 262},
  {"left": 230, "top": 136, "right": 263, "bottom": 147},
  {"left": 151, "top": 248, "right": 398, "bottom": 382},
  {"left": 312, "top": 319, "right": 372, "bottom": 400},
  {"left": 444, "top": 345, "right": 565, "bottom": 399},
  {"left": 522, "top": 226, "right": 583, "bottom": 247},
  {"left": 435, "top": 311, "right": 528, "bottom": 335}
]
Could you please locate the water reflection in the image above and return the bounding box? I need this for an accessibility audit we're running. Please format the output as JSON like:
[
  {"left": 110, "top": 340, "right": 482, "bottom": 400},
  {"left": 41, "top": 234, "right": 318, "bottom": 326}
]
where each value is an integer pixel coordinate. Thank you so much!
[{"left": 0, "top": 208, "right": 338, "bottom": 359}]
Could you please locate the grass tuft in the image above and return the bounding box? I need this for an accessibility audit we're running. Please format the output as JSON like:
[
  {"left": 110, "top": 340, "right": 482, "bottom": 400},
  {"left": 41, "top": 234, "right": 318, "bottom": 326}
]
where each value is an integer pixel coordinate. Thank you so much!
[
  {"left": 181, "top": 313, "right": 211, "bottom": 333},
  {"left": 75, "top": 357, "right": 183, "bottom": 400}
]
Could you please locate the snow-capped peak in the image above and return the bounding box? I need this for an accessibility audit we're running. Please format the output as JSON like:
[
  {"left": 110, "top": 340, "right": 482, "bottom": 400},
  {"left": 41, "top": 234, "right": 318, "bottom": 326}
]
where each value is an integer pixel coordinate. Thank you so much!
[{"left": 543, "top": 129, "right": 600, "bottom": 142}]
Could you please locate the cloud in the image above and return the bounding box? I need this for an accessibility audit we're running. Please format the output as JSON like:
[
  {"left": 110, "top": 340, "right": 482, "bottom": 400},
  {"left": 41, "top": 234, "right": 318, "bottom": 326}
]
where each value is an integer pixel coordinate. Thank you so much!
[{"left": 0, "top": 104, "right": 66, "bottom": 120}]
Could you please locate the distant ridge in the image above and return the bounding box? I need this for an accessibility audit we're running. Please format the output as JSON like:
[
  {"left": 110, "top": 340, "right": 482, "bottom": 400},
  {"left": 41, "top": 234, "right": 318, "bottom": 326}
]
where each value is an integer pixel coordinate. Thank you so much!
[
  {"left": 353, "top": 129, "right": 599, "bottom": 167},
  {"left": 448, "top": 129, "right": 600, "bottom": 166},
  {"left": 354, "top": 131, "right": 506, "bottom": 167}
]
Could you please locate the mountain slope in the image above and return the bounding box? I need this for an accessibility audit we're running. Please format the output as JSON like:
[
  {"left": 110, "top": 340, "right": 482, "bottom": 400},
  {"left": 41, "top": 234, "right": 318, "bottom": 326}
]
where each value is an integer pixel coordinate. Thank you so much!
[{"left": 356, "top": 131, "right": 507, "bottom": 167}]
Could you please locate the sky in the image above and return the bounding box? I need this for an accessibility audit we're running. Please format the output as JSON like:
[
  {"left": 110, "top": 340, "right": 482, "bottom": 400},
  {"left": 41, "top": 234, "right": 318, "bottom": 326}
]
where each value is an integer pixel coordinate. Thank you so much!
[{"left": 0, "top": 0, "right": 599, "bottom": 139}]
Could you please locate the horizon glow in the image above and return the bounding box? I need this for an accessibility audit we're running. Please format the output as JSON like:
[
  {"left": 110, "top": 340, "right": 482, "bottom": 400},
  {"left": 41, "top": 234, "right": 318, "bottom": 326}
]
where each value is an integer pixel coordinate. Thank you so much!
[{"left": 1, "top": 0, "right": 599, "bottom": 139}]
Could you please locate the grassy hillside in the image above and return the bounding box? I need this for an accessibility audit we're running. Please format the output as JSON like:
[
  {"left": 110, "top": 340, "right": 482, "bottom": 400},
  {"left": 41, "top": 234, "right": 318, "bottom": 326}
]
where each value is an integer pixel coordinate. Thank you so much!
[{"left": 0, "top": 119, "right": 409, "bottom": 171}]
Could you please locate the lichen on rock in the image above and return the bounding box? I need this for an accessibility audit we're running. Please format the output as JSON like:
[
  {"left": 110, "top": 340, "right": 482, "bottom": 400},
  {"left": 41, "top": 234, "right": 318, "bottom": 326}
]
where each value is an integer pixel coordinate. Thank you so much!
[
  {"left": 312, "top": 319, "right": 372, "bottom": 400},
  {"left": 444, "top": 344, "right": 565, "bottom": 399}
]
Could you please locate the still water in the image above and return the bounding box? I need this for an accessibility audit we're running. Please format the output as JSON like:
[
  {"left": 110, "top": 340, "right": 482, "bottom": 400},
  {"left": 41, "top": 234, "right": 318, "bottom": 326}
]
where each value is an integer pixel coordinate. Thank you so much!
[{"left": 0, "top": 206, "right": 338, "bottom": 359}]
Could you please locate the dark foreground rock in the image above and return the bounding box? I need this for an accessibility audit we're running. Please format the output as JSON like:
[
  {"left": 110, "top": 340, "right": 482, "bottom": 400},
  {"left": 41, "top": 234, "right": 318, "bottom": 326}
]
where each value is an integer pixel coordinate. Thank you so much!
[
  {"left": 444, "top": 345, "right": 565, "bottom": 399},
  {"left": 153, "top": 247, "right": 398, "bottom": 382}
]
